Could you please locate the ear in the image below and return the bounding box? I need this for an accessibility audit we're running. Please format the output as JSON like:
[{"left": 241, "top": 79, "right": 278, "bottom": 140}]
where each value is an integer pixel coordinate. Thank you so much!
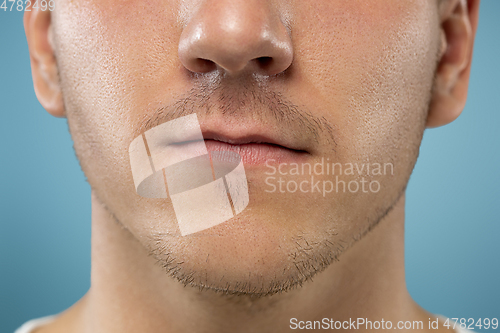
[
  {"left": 24, "top": 9, "right": 65, "bottom": 117},
  {"left": 426, "top": 0, "right": 480, "bottom": 128}
]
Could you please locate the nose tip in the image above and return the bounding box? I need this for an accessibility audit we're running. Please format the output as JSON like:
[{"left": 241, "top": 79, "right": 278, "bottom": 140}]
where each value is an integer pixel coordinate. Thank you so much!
[{"left": 178, "top": 1, "right": 293, "bottom": 76}]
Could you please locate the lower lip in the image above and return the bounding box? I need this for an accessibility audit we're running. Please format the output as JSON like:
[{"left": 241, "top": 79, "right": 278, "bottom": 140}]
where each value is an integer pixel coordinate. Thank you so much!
[{"left": 204, "top": 140, "right": 310, "bottom": 166}]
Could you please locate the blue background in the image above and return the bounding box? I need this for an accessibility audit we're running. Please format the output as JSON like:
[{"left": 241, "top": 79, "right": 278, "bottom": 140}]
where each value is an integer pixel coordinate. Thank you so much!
[{"left": 1, "top": 3, "right": 499, "bottom": 332}]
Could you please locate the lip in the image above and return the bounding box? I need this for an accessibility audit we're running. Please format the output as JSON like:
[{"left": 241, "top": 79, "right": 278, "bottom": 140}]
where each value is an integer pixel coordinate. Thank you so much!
[
  {"left": 201, "top": 118, "right": 313, "bottom": 165},
  {"left": 203, "top": 139, "right": 309, "bottom": 165},
  {"left": 170, "top": 118, "right": 312, "bottom": 166}
]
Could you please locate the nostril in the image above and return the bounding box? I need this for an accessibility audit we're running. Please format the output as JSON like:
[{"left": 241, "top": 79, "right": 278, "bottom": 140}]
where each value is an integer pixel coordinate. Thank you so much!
[
  {"left": 257, "top": 56, "right": 273, "bottom": 69},
  {"left": 193, "top": 58, "right": 217, "bottom": 73}
]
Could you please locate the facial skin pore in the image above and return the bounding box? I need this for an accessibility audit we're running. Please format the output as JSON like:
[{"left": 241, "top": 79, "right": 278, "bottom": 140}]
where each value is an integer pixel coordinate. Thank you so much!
[{"left": 24, "top": 0, "right": 479, "bottom": 332}]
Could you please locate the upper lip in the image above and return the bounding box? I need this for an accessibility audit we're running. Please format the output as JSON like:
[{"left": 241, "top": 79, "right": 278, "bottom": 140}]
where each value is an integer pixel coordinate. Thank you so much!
[
  {"left": 196, "top": 118, "right": 310, "bottom": 153},
  {"left": 141, "top": 113, "right": 315, "bottom": 155},
  {"left": 201, "top": 131, "right": 305, "bottom": 152}
]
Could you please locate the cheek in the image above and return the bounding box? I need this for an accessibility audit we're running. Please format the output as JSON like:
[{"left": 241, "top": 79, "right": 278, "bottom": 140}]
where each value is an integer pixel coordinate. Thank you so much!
[
  {"left": 291, "top": 0, "right": 439, "bottom": 160},
  {"left": 52, "top": 0, "right": 182, "bottom": 129},
  {"left": 52, "top": 0, "right": 185, "bottom": 184}
]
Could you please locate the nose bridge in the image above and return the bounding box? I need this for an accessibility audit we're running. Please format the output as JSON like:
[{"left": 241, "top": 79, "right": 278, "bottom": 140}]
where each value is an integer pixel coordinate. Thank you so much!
[{"left": 178, "top": 0, "right": 293, "bottom": 76}]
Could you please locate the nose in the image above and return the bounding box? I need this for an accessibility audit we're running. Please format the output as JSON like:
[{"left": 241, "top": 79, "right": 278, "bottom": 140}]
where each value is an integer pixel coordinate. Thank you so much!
[{"left": 178, "top": 0, "right": 293, "bottom": 76}]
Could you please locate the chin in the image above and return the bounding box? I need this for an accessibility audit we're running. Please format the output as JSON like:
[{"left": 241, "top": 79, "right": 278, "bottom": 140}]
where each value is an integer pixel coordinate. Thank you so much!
[{"left": 145, "top": 206, "right": 344, "bottom": 296}]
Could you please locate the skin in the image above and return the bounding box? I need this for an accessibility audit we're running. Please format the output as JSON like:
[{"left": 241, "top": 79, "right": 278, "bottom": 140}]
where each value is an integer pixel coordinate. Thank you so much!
[{"left": 24, "top": 0, "right": 479, "bottom": 332}]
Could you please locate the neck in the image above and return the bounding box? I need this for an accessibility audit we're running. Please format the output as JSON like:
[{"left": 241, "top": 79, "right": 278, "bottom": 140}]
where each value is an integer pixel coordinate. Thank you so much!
[{"left": 62, "top": 192, "right": 437, "bottom": 333}]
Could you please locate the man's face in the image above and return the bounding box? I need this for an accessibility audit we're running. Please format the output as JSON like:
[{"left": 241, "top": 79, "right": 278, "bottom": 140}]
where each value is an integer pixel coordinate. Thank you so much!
[{"left": 50, "top": 0, "right": 440, "bottom": 295}]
